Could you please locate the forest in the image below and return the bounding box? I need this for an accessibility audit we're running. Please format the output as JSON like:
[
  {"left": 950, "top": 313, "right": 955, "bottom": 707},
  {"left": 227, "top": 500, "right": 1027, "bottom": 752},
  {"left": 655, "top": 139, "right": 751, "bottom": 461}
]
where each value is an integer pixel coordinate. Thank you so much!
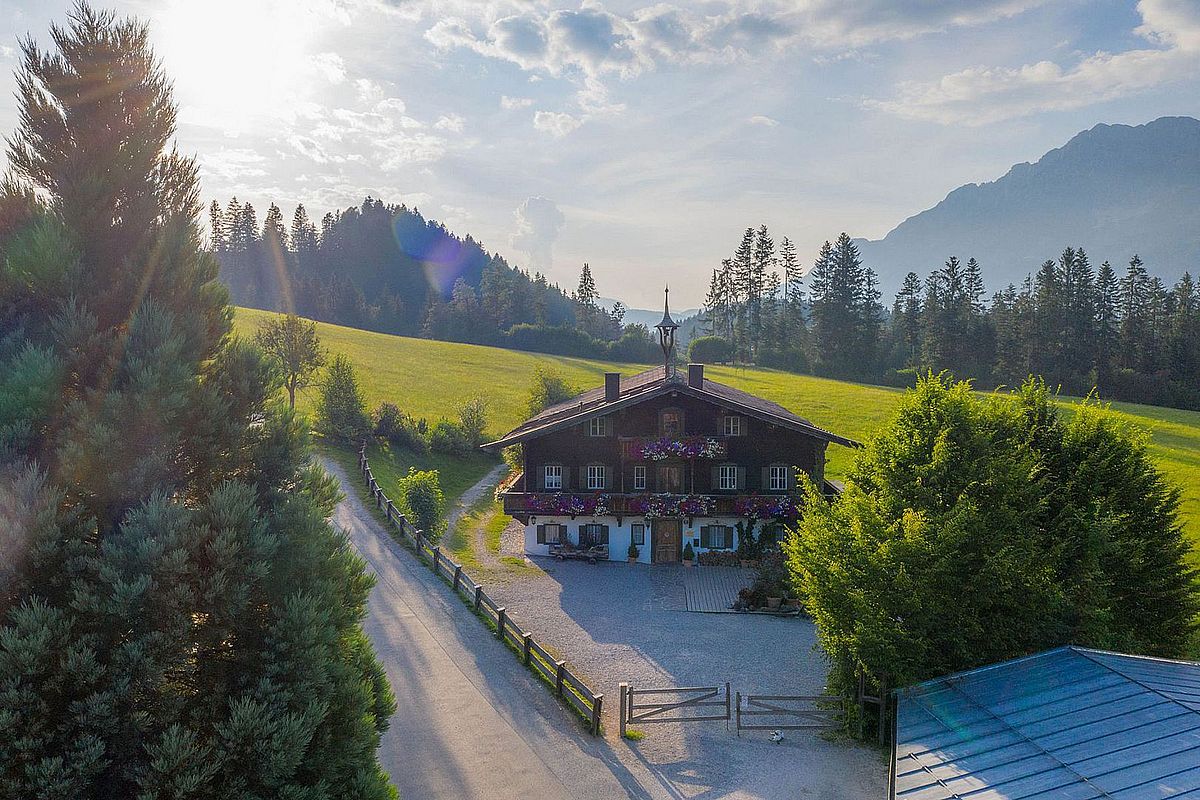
[
  {"left": 212, "top": 196, "right": 1200, "bottom": 411},
  {"left": 701, "top": 226, "right": 1200, "bottom": 409},
  {"left": 209, "top": 196, "right": 658, "bottom": 362}
]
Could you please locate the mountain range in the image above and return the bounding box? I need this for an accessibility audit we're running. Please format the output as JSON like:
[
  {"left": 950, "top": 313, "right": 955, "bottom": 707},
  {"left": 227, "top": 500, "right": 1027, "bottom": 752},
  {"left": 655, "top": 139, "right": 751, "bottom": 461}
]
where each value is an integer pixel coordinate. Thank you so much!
[{"left": 856, "top": 116, "right": 1200, "bottom": 297}]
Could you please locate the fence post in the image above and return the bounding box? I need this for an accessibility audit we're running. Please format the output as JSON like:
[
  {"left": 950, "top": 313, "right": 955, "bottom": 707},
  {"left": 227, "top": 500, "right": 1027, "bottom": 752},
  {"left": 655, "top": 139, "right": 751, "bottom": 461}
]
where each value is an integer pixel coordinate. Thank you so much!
[
  {"left": 432, "top": 547, "right": 441, "bottom": 574},
  {"left": 725, "top": 682, "right": 731, "bottom": 730},
  {"left": 619, "top": 682, "right": 628, "bottom": 739},
  {"left": 385, "top": 500, "right": 393, "bottom": 523},
  {"left": 592, "top": 694, "right": 603, "bottom": 736},
  {"left": 496, "top": 607, "right": 507, "bottom": 640},
  {"left": 736, "top": 691, "right": 742, "bottom": 737},
  {"left": 453, "top": 564, "right": 463, "bottom": 593},
  {"left": 522, "top": 633, "right": 532, "bottom": 666},
  {"left": 474, "top": 585, "right": 484, "bottom": 611},
  {"left": 555, "top": 661, "right": 566, "bottom": 698}
]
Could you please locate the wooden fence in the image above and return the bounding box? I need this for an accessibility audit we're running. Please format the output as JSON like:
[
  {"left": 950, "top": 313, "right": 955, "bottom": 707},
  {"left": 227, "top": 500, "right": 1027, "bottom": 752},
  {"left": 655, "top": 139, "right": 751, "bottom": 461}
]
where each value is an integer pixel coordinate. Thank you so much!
[{"left": 356, "top": 446, "right": 604, "bottom": 735}]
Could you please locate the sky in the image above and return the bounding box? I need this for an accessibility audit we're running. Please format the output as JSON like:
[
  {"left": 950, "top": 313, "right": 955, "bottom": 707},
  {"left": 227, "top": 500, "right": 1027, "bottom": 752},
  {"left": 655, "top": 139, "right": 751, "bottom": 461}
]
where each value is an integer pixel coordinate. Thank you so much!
[{"left": 1, "top": 0, "right": 1198, "bottom": 308}]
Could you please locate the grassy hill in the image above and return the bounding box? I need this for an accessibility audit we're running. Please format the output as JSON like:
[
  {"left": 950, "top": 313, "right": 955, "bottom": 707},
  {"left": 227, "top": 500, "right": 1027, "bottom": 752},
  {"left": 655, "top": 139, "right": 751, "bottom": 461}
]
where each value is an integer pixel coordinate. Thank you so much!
[{"left": 234, "top": 307, "right": 1200, "bottom": 563}]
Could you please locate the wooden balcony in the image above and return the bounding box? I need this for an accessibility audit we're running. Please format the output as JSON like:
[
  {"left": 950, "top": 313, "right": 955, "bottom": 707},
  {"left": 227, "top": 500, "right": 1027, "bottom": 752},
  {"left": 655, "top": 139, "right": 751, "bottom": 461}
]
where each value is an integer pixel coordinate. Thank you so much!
[{"left": 499, "top": 490, "right": 797, "bottom": 522}]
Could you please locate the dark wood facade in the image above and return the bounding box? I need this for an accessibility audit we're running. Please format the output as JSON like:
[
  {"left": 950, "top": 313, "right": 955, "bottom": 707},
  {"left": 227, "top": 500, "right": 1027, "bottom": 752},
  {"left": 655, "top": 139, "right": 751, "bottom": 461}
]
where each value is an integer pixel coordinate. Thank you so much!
[{"left": 513, "top": 391, "right": 827, "bottom": 497}]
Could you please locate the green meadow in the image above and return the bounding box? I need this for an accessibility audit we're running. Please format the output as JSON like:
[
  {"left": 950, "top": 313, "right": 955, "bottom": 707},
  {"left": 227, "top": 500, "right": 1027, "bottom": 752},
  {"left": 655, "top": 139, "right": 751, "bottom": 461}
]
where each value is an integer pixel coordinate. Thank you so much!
[{"left": 234, "top": 307, "right": 1200, "bottom": 563}]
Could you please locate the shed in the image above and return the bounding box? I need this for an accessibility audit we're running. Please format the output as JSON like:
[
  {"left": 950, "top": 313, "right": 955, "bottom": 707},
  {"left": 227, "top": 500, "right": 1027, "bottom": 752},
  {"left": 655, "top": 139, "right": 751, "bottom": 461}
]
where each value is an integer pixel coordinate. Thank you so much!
[{"left": 891, "top": 646, "right": 1200, "bottom": 799}]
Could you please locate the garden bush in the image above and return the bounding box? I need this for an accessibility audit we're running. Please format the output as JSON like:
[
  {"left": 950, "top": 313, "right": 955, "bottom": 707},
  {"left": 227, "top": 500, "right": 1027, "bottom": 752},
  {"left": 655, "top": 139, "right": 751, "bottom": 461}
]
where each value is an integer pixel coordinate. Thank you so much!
[{"left": 396, "top": 467, "right": 445, "bottom": 538}]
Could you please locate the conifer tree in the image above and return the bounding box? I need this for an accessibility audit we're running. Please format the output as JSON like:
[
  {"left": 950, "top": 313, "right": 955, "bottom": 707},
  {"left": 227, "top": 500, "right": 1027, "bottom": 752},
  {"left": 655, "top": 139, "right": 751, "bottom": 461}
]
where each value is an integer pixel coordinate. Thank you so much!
[{"left": 0, "top": 7, "right": 395, "bottom": 797}]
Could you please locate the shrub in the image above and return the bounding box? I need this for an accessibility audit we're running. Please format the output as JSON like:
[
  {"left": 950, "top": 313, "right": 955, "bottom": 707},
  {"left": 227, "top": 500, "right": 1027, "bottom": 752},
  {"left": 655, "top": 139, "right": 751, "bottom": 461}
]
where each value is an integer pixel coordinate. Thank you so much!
[
  {"left": 316, "top": 353, "right": 370, "bottom": 442},
  {"left": 428, "top": 420, "right": 471, "bottom": 455},
  {"left": 457, "top": 395, "right": 489, "bottom": 447},
  {"left": 372, "top": 402, "right": 428, "bottom": 452},
  {"left": 688, "top": 336, "right": 734, "bottom": 364},
  {"left": 627, "top": 543, "right": 639, "bottom": 559},
  {"left": 682, "top": 542, "right": 695, "bottom": 561},
  {"left": 396, "top": 467, "right": 445, "bottom": 538},
  {"left": 526, "top": 366, "right": 577, "bottom": 416}
]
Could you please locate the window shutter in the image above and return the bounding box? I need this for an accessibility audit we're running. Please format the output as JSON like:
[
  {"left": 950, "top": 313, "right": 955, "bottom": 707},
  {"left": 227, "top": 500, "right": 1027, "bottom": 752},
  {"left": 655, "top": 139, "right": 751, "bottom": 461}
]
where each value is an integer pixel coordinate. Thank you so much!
[
  {"left": 600, "top": 465, "right": 608, "bottom": 490},
  {"left": 538, "top": 468, "right": 546, "bottom": 491},
  {"left": 787, "top": 466, "right": 797, "bottom": 490},
  {"left": 601, "top": 525, "right": 610, "bottom": 545},
  {"left": 710, "top": 465, "right": 719, "bottom": 490},
  {"left": 761, "top": 467, "right": 770, "bottom": 490},
  {"left": 736, "top": 466, "right": 746, "bottom": 490},
  {"left": 579, "top": 465, "right": 587, "bottom": 489},
  {"left": 536, "top": 525, "right": 546, "bottom": 544},
  {"left": 700, "top": 525, "right": 710, "bottom": 548}
]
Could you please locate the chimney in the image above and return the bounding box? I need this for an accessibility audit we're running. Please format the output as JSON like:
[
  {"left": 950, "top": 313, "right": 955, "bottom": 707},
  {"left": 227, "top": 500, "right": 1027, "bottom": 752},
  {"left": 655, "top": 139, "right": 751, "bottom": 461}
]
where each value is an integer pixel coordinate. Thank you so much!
[
  {"left": 688, "top": 363, "right": 704, "bottom": 389},
  {"left": 604, "top": 372, "right": 621, "bottom": 402}
]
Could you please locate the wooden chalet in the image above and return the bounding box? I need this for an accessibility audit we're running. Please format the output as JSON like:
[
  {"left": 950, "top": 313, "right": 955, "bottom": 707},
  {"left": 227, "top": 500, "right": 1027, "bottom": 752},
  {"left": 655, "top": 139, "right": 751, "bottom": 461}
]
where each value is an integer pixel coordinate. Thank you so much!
[{"left": 482, "top": 288, "right": 858, "bottom": 564}]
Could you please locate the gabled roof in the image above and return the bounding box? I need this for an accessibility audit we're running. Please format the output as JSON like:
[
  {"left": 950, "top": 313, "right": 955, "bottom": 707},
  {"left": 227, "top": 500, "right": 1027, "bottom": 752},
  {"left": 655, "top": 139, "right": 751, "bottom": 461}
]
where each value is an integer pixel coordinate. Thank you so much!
[
  {"left": 482, "top": 366, "right": 859, "bottom": 450},
  {"left": 892, "top": 646, "right": 1200, "bottom": 800}
]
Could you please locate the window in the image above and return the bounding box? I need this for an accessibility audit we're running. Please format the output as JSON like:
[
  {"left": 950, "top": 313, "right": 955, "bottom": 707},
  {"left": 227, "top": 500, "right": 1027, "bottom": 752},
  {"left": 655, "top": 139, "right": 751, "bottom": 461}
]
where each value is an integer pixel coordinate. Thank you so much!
[
  {"left": 659, "top": 409, "right": 682, "bottom": 435},
  {"left": 633, "top": 465, "right": 647, "bottom": 490},
  {"left": 587, "top": 464, "right": 607, "bottom": 490},
  {"left": 631, "top": 523, "right": 645, "bottom": 546},
  {"left": 588, "top": 416, "right": 609, "bottom": 437},
  {"left": 719, "top": 464, "right": 737, "bottom": 491},
  {"left": 536, "top": 523, "right": 563, "bottom": 544},
  {"left": 770, "top": 465, "right": 789, "bottom": 491},
  {"left": 723, "top": 415, "right": 742, "bottom": 436},
  {"left": 657, "top": 464, "right": 683, "bottom": 493},
  {"left": 544, "top": 464, "right": 563, "bottom": 490},
  {"left": 580, "top": 523, "right": 608, "bottom": 546},
  {"left": 701, "top": 525, "right": 732, "bottom": 549}
]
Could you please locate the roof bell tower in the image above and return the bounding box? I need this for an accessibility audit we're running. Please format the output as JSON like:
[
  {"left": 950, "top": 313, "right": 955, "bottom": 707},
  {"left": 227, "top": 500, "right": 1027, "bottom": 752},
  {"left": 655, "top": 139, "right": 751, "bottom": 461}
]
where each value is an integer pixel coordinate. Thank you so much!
[{"left": 654, "top": 286, "right": 680, "bottom": 378}]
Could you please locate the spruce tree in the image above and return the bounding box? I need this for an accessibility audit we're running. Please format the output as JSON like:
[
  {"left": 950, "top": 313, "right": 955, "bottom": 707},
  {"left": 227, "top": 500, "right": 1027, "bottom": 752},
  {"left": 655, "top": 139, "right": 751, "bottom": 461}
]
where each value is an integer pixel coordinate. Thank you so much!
[{"left": 0, "top": 6, "right": 395, "bottom": 797}]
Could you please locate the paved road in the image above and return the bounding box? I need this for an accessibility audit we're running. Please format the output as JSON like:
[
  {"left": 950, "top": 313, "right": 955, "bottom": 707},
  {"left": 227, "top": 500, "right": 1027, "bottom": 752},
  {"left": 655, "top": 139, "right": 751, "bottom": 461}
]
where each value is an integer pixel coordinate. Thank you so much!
[{"left": 323, "top": 458, "right": 659, "bottom": 800}]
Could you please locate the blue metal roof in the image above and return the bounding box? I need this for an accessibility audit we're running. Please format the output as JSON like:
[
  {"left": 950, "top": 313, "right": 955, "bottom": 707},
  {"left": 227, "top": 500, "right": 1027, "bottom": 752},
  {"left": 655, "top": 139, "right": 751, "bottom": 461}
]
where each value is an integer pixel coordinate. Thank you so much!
[{"left": 891, "top": 646, "right": 1200, "bottom": 800}]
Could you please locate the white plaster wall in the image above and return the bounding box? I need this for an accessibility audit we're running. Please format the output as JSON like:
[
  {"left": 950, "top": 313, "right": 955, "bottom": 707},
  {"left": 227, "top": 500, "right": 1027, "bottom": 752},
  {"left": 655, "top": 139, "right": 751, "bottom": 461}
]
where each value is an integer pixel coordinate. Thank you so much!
[{"left": 524, "top": 516, "right": 749, "bottom": 562}]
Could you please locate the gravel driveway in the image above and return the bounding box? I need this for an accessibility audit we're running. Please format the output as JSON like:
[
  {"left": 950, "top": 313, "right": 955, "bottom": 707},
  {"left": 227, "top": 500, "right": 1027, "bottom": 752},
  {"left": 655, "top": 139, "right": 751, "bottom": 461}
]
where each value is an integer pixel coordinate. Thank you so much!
[{"left": 484, "top": 557, "right": 887, "bottom": 799}]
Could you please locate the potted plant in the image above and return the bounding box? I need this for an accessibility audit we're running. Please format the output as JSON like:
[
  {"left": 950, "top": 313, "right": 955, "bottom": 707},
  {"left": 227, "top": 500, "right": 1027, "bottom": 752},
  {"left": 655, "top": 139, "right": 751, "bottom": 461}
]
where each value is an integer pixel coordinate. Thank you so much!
[
  {"left": 627, "top": 542, "right": 639, "bottom": 563},
  {"left": 682, "top": 542, "right": 695, "bottom": 567}
]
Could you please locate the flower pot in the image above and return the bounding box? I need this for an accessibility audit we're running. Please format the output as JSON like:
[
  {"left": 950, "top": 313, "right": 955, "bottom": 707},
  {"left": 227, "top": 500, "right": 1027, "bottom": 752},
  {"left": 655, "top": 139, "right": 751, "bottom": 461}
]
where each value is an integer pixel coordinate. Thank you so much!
[
  {"left": 766, "top": 596, "right": 783, "bottom": 610},
  {"left": 628, "top": 557, "right": 637, "bottom": 564},
  {"left": 683, "top": 559, "right": 694, "bottom": 567}
]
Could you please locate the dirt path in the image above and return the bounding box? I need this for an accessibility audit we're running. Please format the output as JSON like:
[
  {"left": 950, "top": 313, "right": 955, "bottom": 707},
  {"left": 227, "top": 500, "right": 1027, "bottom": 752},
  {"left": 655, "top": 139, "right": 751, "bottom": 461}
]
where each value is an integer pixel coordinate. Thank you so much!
[{"left": 446, "top": 463, "right": 507, "bottom": 532}]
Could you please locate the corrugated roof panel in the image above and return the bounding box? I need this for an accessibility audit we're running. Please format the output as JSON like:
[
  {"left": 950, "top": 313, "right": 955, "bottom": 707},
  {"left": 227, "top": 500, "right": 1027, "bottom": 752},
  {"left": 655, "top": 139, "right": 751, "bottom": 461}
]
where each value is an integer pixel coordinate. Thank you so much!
[{"left": 892, "top": 647, "right": 1200, "bottom": 800}]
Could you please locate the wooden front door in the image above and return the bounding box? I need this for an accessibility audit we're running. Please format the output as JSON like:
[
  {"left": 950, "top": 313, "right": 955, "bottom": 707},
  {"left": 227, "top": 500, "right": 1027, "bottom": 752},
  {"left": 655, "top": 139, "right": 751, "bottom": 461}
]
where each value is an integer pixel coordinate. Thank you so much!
[{"left": 652, "top": 519, "right": 682, "bottom": 563}]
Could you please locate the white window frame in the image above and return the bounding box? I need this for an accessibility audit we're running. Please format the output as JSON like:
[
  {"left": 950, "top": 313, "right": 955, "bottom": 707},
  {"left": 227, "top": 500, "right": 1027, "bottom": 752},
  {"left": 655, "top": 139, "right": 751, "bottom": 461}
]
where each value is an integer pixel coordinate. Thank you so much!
[
  {"left": 587, "top": 464, "right": 607, "bottom": 490},
  {"left": 631, "top": 523, "right": 645, "bottom": 546},
  {"left": 544, "top": 464, "right": 563, "bottom": 490},
  {"left": 770, "top": 464, "right": 788, "bottom": 491},
  {"left": 723, "top": 415, "right": 742, "bottom": 436},
  {"left": 702, "top": 525, "right": 732, "bottom": 549},
  {"left": 633, "top": 465, "right": 647, "bottom": 490},
  {"left": 718, "top": 464, "right": 737, "bottom": 491},
  {"left": 588, "top": 417, "right": 609, "bottom": 437}
]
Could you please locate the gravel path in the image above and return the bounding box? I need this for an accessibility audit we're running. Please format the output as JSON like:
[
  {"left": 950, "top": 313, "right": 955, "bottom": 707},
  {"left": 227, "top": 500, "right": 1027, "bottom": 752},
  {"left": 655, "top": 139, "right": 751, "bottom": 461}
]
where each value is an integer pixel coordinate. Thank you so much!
[{"left": 485, "top": 558, "right": 889, "bottom": 799}]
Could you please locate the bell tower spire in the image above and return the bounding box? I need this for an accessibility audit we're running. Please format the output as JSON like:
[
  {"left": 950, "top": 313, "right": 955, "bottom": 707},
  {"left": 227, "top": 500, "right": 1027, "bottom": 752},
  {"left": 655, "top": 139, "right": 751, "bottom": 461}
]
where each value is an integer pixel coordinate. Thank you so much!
[{"left": 654, "top": 285, "right": 680, "bottom": 378}]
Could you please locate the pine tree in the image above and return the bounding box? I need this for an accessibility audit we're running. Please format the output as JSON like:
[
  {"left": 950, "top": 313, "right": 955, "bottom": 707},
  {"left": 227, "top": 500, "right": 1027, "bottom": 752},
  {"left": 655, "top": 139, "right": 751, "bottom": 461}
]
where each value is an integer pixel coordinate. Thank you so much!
[
  {"left": 779, "top": 236, "right": 805, "bottom": 346},
  {"left": 1095, "top": 260, "right": 1120, "bottom": 381},
  {"left": 209, "top": 199, "right": 227, "bottom": 253},
  {"left": 0, "top": 6, "right": 395, "bottom": 797},
  {"left": 892, "top": 272, "right": 923, "bottom": 368},
  {"left": 1120, "top": 255, "right": 1151, "bottom": 371}
]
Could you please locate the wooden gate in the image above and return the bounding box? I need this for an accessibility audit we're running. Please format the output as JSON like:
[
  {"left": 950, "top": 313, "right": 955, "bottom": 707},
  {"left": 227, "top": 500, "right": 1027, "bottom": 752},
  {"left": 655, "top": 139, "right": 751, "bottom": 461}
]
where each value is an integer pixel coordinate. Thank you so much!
[
  {"left": 735, "top": 693, "right": 840, "bottom": 735},
  {"left": 618, "top": 682, "right": 730, "bottom": 737}
]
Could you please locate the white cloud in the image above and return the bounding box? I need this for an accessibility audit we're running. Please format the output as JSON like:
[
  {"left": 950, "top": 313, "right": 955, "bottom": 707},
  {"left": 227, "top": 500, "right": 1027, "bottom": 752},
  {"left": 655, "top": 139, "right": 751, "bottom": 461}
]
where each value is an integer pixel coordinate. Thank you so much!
[
  {"left": 377, "top": 131, "right": 449, "bottom": 168},
  {"left": 511, "top": 196, "right": 566, "bottom": 272},
  {"left": 749, "top": 114, "right": 780, "bottom": 126},
  {"left": 435, "top": 113, "right": 466, "bottom": 132},
  {"left": 866, "top": 0, "right": 1200, "bottom": 124},
  {"left": 533, "top": 109, "right": 583, "bottom": 137},
  {"left": 501, "top": 94, "right": 534, "bottom": 109},
  {"left": 312, "top": 51, "right": 348, "bottom": 84},
  {"left": 355, "top": 77, "right": 385, "bottom": 102}
]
